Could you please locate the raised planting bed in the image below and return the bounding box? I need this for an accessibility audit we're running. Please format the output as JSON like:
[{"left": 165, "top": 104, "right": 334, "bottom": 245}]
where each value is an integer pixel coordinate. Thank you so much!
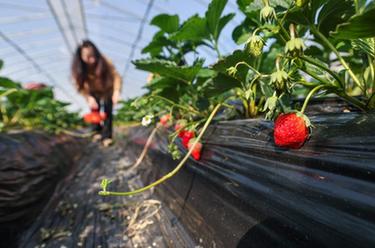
[
  {"left": 127, "top": 111, "right": 375, "bottom": 248},
  {"left": 0, "top": 131, "right": 86, "bottom": 247}
]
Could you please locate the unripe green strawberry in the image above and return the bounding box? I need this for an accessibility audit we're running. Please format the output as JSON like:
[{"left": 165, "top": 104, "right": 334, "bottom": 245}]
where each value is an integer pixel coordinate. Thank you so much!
[
  {"left": 270, "top": 70, "right": 289, "bottom": 94},
  {"left": 260, "top": 5, "right": 275, "bottom": 22},
  {"left": 295, "top": 0, "right": 308, "bottom": 8},
  {"left": 285, "top": 38, "right": 305, "bottom": 57},
  {"left": 246, "top": 34, "right": 265, "bottom": 57}
]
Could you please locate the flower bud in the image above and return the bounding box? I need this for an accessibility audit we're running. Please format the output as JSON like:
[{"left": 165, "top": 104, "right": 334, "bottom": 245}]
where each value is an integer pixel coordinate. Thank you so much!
[
  {"left": 260, "top": 5, "right": 275, "bottom": 22},
  {"left": 285, "top": 38, "right": 305, "bottom": 57},
  {"left": 295, "top": 0, "right": 308, "bottom": 8},
  {"left": 270, "top": 70, "right": 289, "bottom": 94},
  {"left": 246, "top": 34, "right": 265, "bottom": 57},
  {"left": 226, "top": 66, "right": 237, "bottom": 76}
]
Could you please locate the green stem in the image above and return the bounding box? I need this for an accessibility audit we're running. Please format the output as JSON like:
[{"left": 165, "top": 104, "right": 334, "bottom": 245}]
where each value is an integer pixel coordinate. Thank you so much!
[
  {"left": 310, "top": 25, "right": 363, "bottom": 91},
  {"left": 273, "top": 12, "right": 290, "bottom": 42},
  {"left": 222, "top": 103, "right": 236, "bottom": 109},
  {"left": 234, "top": 62, "right": 261, "bottom": 75},
  {"left": 279, "top": 8, "right": 290, "bottom": 25},
  {"left": 213, "top": 39, "right": 222, "bottom": 59},
  {"left": 150, "top": 95, "right": 200, "bottom": 115},
  {"left": 300, "top": 85, "right": 325, "bottom": 114},
  {"left": 9, "top": 109, "right": 22, "bottom": 124},
  {"left": 99, "top": 104, "right": 222, "bottom": 196},
  {"left": 298, "top": 79, "right": 320, "bottom": 87},
  {"left": 369, "top": 53, "right": 375, "bottom": 94},
  {"left": 300, "top": 68, "right": 367, "bottom": 111},
  {"left": 0, "top": 88, "right": 18, "bottom": 98},
  {"left": 354, "top": 0, "right": 360, "bottom": 13},
  {"left": 250, "top": 75, "right": 260, "bottom": 88},
  {"left": 299, "top": 67, "right": 330, "bottom": 85},
  {"left": 334, "top": 90, "right": 367, "bottom": 112},
  {"left": 300, "top": 56, "right": 344, "bottom": 88}
]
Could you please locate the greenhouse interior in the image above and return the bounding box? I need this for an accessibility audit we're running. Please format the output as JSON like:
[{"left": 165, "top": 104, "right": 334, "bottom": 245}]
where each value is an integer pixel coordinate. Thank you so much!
[{"left": 1, "top": 0, "right": 375, "bottom": 247}]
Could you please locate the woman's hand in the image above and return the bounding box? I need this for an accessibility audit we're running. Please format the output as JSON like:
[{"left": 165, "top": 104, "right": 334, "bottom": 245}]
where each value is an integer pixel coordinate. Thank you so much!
[
  {"left": 87, "top": 96, "right": 98, "bottom": 110},
  {"left": 112, "top": 91, "right": 120, "bottom": 105}
]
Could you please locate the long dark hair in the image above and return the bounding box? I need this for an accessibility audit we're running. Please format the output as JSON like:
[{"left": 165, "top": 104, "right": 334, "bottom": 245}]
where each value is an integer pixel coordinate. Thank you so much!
[{"left": 71, "top": 40, "right": 112, "bottom": 91}]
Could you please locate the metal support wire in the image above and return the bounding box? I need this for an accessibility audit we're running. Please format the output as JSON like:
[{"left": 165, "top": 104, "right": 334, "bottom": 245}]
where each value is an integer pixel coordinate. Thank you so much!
[
  {"left": 4, "top": 27, "right": 56, "bottom": 39},
  {"left": 61, "top": 0, "right": 80, "bottom": 44},
  {"left": 98, "top": 0, "right": 144, "bottom": 21},
  {"left": 1, "top": 47, "right": 69, "bottom": 68},
  {"left": 47, "top": 0, "right": 74, "bottom": 54},
  {"left": 79, "top": 0, "right": 88, "bottom": 38},
  {"left": 122, "top": 0, "right": 155, "bottom": 78},
  {"left": 87, "top": 31, "right": 143, "bottom": 50},
  {"left": 86, "top": 13, "right": 142, "bottom": 23},
  {"left": 0, "top": 13, "right": 51, "bottom": 25},
  {"left": 0, "top": 2, "right": 47, "bottom": 12},
  {"left": 14, "top": 64, "right": 70, "bottom": 79},
  {"left": 138, "top": 0, "right": 168, "bottom": 13},
  {"left": 0, "top": 31, "right": 80, "bottom": 106},
  {"left": 4, "top": 55, "right": 70, "bottom": 75}
]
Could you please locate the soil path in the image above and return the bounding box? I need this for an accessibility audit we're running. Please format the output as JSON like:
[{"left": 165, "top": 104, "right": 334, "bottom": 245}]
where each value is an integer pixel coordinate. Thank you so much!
[{"left": 18, "top": 130, "right": 194, "bottom": 248}]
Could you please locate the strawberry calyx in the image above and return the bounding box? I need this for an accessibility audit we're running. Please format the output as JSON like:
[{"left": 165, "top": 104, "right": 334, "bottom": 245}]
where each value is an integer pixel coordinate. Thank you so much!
[{"left": 174, "top": 119, "right": 187, "bottom": 138}]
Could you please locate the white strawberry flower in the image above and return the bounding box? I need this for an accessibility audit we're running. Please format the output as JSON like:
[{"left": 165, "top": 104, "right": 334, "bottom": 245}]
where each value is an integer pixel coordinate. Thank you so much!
[{"left": 141, "top": 114, "right": 153, "bottom": 126}]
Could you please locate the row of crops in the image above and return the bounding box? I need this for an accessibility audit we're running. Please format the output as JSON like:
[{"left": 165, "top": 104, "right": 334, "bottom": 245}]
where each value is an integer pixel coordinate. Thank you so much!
[{"left": 0, "top": 60, "right": 83, "bottom": 133}]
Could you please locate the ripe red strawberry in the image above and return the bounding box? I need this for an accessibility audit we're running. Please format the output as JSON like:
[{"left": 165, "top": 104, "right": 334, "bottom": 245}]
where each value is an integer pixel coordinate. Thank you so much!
[
  {"left": 83, "top": 111, "right": 106, "bottom": 124},
  {"left": 24, "top": 82, "right": 47, "bottom": 90},
  {"left": 159, "top": 114, "right": 171, "bottom": 127},
  {"left": 182, "top": 130, "right": 195, "bottom": 148},
  {"left": 274, "top": 112, "right": 310, "bottom": 149},
  {"left": 174, "top": 120, "right": 187, "bottom": 138},
  {"left": 99, "top": 112, "right": 107, "bottom": 120},
  {"left": 188, "top": 138, "right": 202, "bottom": 160}
]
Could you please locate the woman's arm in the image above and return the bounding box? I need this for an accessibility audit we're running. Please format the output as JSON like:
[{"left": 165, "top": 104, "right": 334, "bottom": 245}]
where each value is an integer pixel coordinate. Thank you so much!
[
  {"left": 73, "top": 77, "right": 98, "bottom": 109},
  {"left": 105, "top": 57, "right": 122, "bottom": 104},
  {"left": 112, "top": 71, "right": 122, "bottom": 105}
]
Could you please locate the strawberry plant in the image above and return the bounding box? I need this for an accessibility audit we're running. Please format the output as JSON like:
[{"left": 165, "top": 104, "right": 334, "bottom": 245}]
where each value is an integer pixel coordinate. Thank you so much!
[
  {"left": 0, "top": 61, "right": 83, "bottom": 133},
  {"left": 107, "top": 0, "right": 375, "bottom": 196}
]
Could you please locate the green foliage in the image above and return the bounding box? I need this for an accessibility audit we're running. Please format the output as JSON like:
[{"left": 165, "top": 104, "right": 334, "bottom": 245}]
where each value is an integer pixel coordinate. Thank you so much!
[
  {"left": 206, "top": 0, "right": 234, "bottom": 41},
  {"left": 121, "top": 0, "right": 375, "bottom": 129},
  {"left": 170, "top": 15, "right": 209, "bottom": 42},
  {"left": 133, "top": 59, "right": 203, "bottom": 82},
  {"left": 332, "top": 5, "right": 375, "bottom": 39},
  {"left": 150, "top": 14, "right": 179, "bottom": 33},
  {"left": 0, "top": 75, "right": 82, "bottom": 133}
]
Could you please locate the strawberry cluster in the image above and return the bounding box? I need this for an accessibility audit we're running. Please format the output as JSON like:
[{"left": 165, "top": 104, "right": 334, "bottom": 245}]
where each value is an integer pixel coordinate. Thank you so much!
[{"left": 174, "top": 120, "right": 202, "bottom": 161}]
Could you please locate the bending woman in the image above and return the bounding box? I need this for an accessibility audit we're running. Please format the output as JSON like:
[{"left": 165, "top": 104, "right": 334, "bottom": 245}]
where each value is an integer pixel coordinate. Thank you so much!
[{"left": 72, "top": 40, "right": 122, "bottom": 146}]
